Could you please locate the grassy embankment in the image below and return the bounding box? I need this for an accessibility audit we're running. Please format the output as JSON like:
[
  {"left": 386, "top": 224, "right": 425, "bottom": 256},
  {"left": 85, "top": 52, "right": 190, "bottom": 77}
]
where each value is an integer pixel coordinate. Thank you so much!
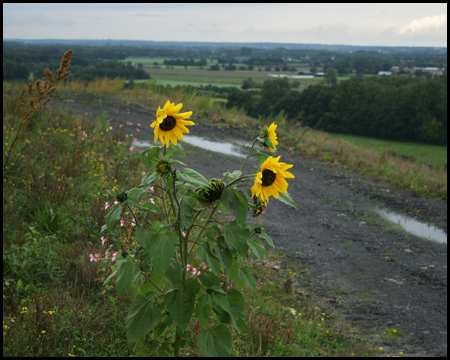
[{"left": 3, "top": 78, "right": 389, "bottom": 357}]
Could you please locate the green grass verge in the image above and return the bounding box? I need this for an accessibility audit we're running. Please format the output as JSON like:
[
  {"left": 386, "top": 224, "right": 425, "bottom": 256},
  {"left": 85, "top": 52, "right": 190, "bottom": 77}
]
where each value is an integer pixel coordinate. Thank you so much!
[{"left": 328, "top": 133, "right": 447, "bottom": 168}]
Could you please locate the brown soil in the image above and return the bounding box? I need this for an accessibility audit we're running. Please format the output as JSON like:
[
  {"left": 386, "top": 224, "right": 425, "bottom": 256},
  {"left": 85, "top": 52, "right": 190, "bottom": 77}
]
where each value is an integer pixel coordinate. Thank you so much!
[{"left": 49, "top": 93, "right": 447, "bottom": 357}]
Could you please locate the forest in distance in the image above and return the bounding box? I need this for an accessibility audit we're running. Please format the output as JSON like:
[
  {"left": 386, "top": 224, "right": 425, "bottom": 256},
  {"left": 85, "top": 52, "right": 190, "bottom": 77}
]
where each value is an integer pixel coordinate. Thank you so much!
[{"left": 3, "top": 40, "right": 447, "bottom": 145}]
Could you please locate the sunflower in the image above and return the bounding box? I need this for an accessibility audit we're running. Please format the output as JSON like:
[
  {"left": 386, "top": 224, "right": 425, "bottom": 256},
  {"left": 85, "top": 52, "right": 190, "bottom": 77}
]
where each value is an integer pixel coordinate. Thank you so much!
[
  {"left": 259, "top": 122, "right": 278, "bottom": 152},
  {"left": 150, "top": 100, "right": 194, "bottom": 147},
  {"left": 251, "top": 156, "right": 294, "bottom": 203},
  {"left": 266, "top": 122, "right": 278, "bottom": 152}
]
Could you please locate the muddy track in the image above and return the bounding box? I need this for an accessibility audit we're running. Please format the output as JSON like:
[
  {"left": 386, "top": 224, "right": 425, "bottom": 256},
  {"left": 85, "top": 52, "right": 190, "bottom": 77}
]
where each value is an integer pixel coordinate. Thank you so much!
[{"left": 49, "top": 93, "right": 447, "bottom": 357}]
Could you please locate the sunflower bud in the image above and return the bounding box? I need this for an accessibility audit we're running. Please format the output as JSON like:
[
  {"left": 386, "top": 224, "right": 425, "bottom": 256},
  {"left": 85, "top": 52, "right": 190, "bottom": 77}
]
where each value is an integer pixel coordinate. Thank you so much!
[
  {"left": 156, "top": 160, "right": 171, "bottom": 177},
  {"left": 116, "top": 190, "right": 128, "bottom": 203},
  {"left": 251, "top": 196, "right": 266, "bottom": 217},
  {"left": 198, "top": 178, "right": 226, "bottom": 204}
]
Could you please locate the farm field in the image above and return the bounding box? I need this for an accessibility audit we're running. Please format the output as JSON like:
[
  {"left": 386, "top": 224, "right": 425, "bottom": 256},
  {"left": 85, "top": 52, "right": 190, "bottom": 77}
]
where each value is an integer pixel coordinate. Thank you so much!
[
  {"left": 119, "top": 57, "right": 376, "bottom": 89},
  {"left": 329, "top": 133, "right": 447, "bottom": 168},
  {"left": 142, "top": 67, "right": 325, "bottom": 88}
]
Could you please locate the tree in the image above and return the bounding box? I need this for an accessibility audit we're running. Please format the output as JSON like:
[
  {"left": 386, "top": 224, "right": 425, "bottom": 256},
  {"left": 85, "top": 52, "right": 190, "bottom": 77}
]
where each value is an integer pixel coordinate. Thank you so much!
[
  {"left": 241, "top": 77, "right": 254, "bottom": 90},
  {"left": 324, "top": 68, "right": 337, "bottom": 86}
]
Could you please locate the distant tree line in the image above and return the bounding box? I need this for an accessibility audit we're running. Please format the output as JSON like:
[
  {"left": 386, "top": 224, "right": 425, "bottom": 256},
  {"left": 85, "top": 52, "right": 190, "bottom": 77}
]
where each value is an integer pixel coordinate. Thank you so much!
[
  {"left": 69, "top": 61, "right": 149, "bottom": 81},
  {"left": 4, "top": 42, "right": 447, "bottom": 81},
  {"left": 227, "top": 74, "right": 447, "bottom": 144},
  {"left": 3, "top": 43, "right": 149, "bottom": 81}
]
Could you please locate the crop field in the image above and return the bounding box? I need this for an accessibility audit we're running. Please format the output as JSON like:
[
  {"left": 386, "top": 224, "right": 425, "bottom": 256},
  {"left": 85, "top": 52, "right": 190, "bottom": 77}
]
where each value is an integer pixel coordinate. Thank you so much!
[
  {"left": 328, "top": 133, "right": 447, "bottom": 168},
  {"left": 120, "top": 57, "right": 379, "bottom": 91},
  {"left": 141, "top": 67, "right": 324, "bottom": 88}
]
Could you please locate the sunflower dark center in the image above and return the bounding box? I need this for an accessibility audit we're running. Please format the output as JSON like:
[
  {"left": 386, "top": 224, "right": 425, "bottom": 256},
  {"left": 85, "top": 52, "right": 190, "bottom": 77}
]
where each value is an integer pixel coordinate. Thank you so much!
[
  {"left": 261, "top": 169, "right": 276, "bottom": 186},
  {"left": 160, "top": 116, "right": 176, "bottom": 131}
]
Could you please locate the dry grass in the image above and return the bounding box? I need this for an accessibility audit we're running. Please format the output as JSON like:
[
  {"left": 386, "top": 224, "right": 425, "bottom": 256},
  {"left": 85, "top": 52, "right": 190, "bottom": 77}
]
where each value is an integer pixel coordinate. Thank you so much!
[{"left": 57, "top": 77, "right": 125, "bottom": 94}]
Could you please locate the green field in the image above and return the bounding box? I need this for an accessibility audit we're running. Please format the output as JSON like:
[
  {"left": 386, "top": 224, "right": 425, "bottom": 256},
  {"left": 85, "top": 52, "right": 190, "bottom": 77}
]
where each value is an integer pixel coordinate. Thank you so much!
[
  {"left": 120, "top": 57, "right": 328, "bottom": 89},
  {"left": 143, "top": 67, "right": 324, "bottom": 89},
  {"left": 329, "top": 133, "right": 447, "bottom": 168}
]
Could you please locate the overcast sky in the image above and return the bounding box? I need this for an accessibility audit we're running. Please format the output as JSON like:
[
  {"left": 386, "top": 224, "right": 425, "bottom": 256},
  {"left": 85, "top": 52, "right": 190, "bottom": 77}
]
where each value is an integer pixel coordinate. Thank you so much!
[{"left": 3, "top": 3, "right": 447, "bottom": 47}]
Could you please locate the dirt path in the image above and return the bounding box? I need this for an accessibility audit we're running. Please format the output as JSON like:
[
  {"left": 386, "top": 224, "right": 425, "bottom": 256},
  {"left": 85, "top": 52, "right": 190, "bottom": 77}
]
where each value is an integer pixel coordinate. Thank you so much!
[{"left": 50, "top": 93, "right": 447, "bottom": 357}]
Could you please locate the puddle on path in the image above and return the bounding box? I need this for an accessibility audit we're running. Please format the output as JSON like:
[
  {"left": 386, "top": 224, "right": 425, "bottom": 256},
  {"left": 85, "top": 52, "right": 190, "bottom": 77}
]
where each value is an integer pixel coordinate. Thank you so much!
[
  {"left": 134, "top": 135, "right": 249, "bottom": 158},
  {"left": 375, "top": 208, "right": 447, "bottom": 244}
]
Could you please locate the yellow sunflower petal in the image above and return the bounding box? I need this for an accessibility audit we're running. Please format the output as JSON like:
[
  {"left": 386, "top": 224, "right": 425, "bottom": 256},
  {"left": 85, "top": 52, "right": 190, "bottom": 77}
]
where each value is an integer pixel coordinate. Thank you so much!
[{"left": 171, "top": 103, "right": 183, "bottom": 114}]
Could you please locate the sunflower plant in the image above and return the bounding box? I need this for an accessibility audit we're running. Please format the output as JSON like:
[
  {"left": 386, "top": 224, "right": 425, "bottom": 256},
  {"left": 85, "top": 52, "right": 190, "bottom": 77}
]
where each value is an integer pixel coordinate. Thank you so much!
[{"left": 101, "top": 101, "right": 296, "bottom": 357}]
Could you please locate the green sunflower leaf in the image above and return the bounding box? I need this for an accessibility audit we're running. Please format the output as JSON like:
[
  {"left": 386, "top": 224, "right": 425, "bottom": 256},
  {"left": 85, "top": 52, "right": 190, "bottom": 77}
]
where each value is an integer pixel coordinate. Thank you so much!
[
  {"left": 171, "top": 143, "right": 187, "bottom": 160},
  {"left": 116, "top": 260, "right": 141, "bottom": 296},
  {"left": 247, "top": 238, "right": 268, "bottom": 261},
  {"left": 141, "top": 146, "right": 162, "bottom": 171},
  {"left": 221, "top": 188, "right": 249, "bottom": 226},
  {"left": 125, "top": 294, "right": 161, "bottom": 343},
  {"left": 104, "top": 204, "right": 122, "bottom": 232},
  {"left": 237, "top": 266, "right": 256, "bottom": 291},
  {"left": 225, "top": 221, "right": 250, "bottom": 257},
  {"left": 177, "top": 168, "right": 209, "bottom": 188},
  {"left": 197, "top": 324, "right": 232, "bottom": 358},
  {"left": 278, "top": 192, "right": 298, "bottom": 209},
  {"left": 164, "top": 279, "right": 200, "bottom": 330}
]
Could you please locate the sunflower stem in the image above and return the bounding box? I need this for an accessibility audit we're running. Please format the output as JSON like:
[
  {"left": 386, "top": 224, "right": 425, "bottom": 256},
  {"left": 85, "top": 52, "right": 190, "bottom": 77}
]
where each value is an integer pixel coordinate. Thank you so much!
[
  {"left": 190, "top": 203, "right": 219, "bottom": 257},
  {"left": 125, "top": 201, "right": 140, "bottom": 228},
  {"left": 240, "top": 138, "right": 259, "bottom": 173}
]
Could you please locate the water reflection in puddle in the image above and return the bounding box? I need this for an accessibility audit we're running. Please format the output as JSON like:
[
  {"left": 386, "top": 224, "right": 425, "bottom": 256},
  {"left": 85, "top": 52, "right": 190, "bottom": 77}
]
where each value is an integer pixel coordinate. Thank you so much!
[
  {"left": 375, "top": 208, "right": 447, "bottom": 244},
  {"left": 134, "top": 135, "right": 249, "bottom": 158}
]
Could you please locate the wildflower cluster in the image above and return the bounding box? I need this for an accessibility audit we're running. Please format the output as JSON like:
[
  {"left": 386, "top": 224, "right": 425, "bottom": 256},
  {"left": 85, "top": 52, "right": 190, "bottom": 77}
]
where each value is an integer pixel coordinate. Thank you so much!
[{"left": 100, "top": 100, "right": 296, "bottom": 357}]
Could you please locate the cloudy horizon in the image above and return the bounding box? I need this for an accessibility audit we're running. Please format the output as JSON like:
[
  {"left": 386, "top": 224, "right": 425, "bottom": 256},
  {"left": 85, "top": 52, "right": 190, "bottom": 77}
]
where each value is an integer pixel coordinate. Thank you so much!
[{"left": 3, "top": 3, "right": 447, "bottom": 48}]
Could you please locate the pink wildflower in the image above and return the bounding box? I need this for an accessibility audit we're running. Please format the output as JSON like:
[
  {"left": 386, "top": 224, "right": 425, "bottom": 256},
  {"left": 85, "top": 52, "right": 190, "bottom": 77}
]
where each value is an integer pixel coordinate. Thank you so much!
[
  {"left": 150, "top": 198, "right": 155, "bottom": 204},
  {"left": 101, "top": 237, "right": 108, "bottom": 247},
  {"left": 114, "top": 200, "right": 119, "bottom": 205},
  {"left": 111, "top": 253, "right": 117, "bottom": 261},
  {"left": 137, "top": 123, "right": 141, "bottom": 126},
  {"left": 89, "top": 253, "right": 100, "bottom": 262},
  {"left": 120, "top": 220, "right": 126, "bottom": 226},
  {"left": 136, "top": 128, "right": 141, "bottom": 132},
  {"left": 129, "top": 147, "right": 134, "bottom": 152},
  {"left": 105, "top": 202, "right": 111, "bottom": 210},
  {"left": 131, "top": 220, "right": 136, "bottom": 227},
  {"left": 119, "top": 124, "right": 123, "bottom": 127},
  {"left": 187, "top": 264, "right": 194, "bottom": 272},
  {"left": 117, "top": 141, "right": 121, "bottom": 145}
]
